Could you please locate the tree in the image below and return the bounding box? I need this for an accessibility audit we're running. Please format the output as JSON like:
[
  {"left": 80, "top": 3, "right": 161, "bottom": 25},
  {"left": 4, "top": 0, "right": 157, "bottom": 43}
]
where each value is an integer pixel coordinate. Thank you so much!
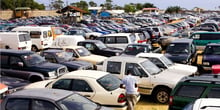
[
  {"left": 105, "top": 0, "right": 112, "bottom": 10},
  {"left": 70, "top": 0, "right": 88, "bottom": 11},
  {"left": 0, "top": 0, "right": 45, "bottom": 10},
  {"left": 135, "top": 3, "right": 143, "bottom": 10},
  {"left": 51, "top": 0, "right": 64, "bottom": 10},
  {"left": 143, "top": 3, "right": 156, "bottom": 8},
  {"left": 89, "top": 1, "right": 97, "bottom": 7},
  {"left": 124, "top": 4, "right": 136, "bottom": 13},
  {"left": 165, "top": 6, "right": 182, "bottom": 14}
]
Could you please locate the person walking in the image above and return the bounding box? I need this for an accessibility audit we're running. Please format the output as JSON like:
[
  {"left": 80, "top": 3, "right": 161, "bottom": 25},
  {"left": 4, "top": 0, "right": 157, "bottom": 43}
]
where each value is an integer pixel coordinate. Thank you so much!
[{"left": 120, "top": 70, "right": 138, "bottom": 110}]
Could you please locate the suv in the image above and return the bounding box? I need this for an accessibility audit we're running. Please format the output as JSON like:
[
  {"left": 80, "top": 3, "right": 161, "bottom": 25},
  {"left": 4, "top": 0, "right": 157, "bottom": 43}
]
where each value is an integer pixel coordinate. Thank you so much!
[
  {"left": 0, "top": 49, "right": 68, "bottom": 82},
  {"left": 165, "top": 38, "right": 197, "bottom": 64},
  {"left": 168, "top": 74, "right": 220, "bottom": 110}
]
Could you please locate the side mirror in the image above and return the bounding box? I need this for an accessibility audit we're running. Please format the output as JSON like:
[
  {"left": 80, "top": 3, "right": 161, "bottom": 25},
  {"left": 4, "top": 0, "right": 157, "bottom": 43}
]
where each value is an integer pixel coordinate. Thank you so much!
[{"left": 18, "top": 62, "right": 24, "bottom": 67}]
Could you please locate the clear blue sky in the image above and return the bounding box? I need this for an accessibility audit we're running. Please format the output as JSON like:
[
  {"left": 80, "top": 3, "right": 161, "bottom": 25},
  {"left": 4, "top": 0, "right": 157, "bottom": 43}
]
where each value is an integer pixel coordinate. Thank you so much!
[{"left": 36, "top": 0, "right": 220, "bottom": 10}]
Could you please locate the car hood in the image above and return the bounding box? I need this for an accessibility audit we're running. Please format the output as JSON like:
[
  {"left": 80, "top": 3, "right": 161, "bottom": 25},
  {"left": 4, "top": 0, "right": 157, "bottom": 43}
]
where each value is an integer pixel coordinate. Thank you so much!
[
  {"left": 32, "top": 62, "right": 65, "bottom": 71},
  {"left": 165, "top": 53, "right": 189, "bottom": 62},
  {"left": 168, "top": 63, "right": 198, "bottom": 75},
  {"left": 24, "top": 79, "right": 54, "bottom": 89},
  {"left": 203, "top": 54, "right": 220, "bottom": 64},
  {"left": 153, "top": 70, "right": 187, "bottom": 88},
  {"left": 77, "top": 55, "right": 107, "bottom": 65}
]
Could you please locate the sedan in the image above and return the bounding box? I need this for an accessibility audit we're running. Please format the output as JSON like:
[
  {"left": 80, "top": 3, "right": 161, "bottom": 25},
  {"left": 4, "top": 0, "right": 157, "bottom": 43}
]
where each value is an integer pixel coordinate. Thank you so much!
[{"left": 24, "top": 70, "right": 140, "bottom": 110}]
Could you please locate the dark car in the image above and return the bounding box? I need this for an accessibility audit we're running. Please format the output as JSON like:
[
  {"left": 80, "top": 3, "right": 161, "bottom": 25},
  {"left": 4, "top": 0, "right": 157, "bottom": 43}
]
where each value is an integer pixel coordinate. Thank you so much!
[
  {"left": 120, "top": 43, "right": 161, "bottom": 56},
  {"left": 40, "top": 49, "right": 94, "bottom": 71},
  {"left": 196, "top": 43, "right": 220, "bottom": 73},
  {"left": 168, "top": 74, "right": 220, "bottom": 110},
  {"left": 1, "top": 88, "right": 113, "bottom": 110},
  {"left": 0, "top": 49, "right": 68, "bottom": 82},
  {"left": 165, "top": 38, "right": 196, "bottom": 64},
  {"left": 77, "top": 40, "right": 123, "bottom": 57}
]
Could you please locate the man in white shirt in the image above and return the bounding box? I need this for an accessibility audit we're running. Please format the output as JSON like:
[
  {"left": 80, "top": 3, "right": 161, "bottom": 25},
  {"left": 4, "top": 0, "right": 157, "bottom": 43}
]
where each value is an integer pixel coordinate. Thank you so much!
[{"left": 120, "top": 70, "right": 138, "bottom": 110}]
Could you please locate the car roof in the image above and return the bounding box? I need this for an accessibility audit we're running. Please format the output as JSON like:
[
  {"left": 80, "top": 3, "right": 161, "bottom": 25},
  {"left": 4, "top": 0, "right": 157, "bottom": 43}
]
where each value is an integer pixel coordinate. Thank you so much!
[
  {"left": 61, "top": 70, "right": 108, "bottom": 79},
  {"left": 127, "top": 43, "right": 151, "bottom": 46},
  {"left": 8, "top": 88, "right": 73, "bottom": 101},
  {"left": 107, "top": 56, "right": 148, "bottom": 63},
  {"left": 194, "top": 98, "right": 220, "bottom": 109},
  {"left": 180, "top": 74, "right": 220, "bottom": 84},
  {"left": 79, "top": 40, "right": 101, "bottom": 43},
  {"left": 103, "top": 33, "right": 132, "bottom": 37},
  {"left": 171, "top": 38, "right": 193, "bottom": 43},
  {"left": 43, "top": 49, "right": 64, "bottom": 53},
  {"left": 206, "top": 43, "right": 220, "bottom": 46},
  {"left": 136, "top": 52, "right": 164, "bottom": 58},
  {"left": 0, "top": 49, "right": 34, "bottom": 55}
]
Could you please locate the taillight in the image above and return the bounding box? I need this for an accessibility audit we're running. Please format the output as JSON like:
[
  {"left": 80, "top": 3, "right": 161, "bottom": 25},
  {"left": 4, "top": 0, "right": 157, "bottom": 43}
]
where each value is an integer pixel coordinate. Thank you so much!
[
  {"left": 18, "top": 47, "right": 22, "bottom": 50},
  {"left": 41, "top": 41, "right": 43, "bottom": 45},
  {"left": 118, "top": 94, "right": 126, "bottom": 103},
  {"left": 169, "top": 96, "right": 173, "bottom": 106}
]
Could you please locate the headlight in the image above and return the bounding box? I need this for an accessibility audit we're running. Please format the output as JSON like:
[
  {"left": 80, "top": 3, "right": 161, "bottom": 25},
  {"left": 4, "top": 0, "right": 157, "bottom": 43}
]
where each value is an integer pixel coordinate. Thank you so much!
[
  {"left": 181, "top": 60, "right": 187, "bottom": 64},
  {"left": 48, "top": 71, "right": 56, "bottom": 77},
  {"left": 203, "top": 62, "right": 210, "bottom": 66}
]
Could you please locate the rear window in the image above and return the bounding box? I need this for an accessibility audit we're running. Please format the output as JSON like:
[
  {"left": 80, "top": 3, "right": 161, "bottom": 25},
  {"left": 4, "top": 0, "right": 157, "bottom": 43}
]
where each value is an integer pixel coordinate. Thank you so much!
[
  {"left": 19, "top": 34, "right": 31, "bottom": 42},
  {"left": 207, "top": 87, "right": 220, "bottom": 98},
  {"left": 116, "top": 36, "right": 128, "bottom": 43},
  {"left": 97, "top": 74, "right": 121, "bottom": 91},
  {"left": 175, "top": 85, "right": 206, "bottom": 98},
  {"left": 191, "top": 33, "right": 220, "bottom": 40}
]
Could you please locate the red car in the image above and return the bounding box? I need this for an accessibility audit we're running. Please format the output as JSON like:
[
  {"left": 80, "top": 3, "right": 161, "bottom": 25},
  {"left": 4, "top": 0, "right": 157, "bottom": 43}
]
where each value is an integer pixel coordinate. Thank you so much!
[{"left": 212, "top": 65, "right": 220, "bottom": 74}]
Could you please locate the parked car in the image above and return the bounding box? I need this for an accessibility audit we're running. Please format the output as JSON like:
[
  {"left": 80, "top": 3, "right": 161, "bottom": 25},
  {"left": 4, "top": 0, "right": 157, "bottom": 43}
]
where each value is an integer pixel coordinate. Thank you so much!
[
  {"left": 136, "top": 53, "right": 198, "bottom": 76},
  {"left": 165, "top": 38, "right": 197, "bottom": 64},
  {"left": 97, "top": 56, "right": 188, "bottom": 104},
  {"left": 168, "top": 74, "right": 220, "bottom": 110},
  {"left": 212, "top": 65, "right": 220, "bottom": 74},
  {"left": 0, "top": 83, "right": 8, "bottom": 100},
  {"left": 0, "top": 49, "right": 68, "bottom": 82},
  {"left": 24, "top": 70, "right": 140, "bottom": 110},
  {"left": 40, "top": 49, "right": 94, "bottom": 71},
  {"left": 77, "top": 40, "right": 123, "bottom": 57},
  {"left": 1, "top": 88, "right": 113, "bottom": 110},
  {"left": 183, "top": 98, "right": 220, "bottom": 110},
  {"left": 196, "top": 43, "right": 220, "bottom": 73}
]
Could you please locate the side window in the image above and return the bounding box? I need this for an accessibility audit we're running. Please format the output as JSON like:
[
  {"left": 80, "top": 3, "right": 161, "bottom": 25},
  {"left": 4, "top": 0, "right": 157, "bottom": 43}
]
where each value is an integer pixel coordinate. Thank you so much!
[
  {"left": 9, "top": 56, "right": 22, "bottom": 66},
  {"left": 106, "top": 37, "right": 115, "bottom": 44},
  {"left": 96, "top": 37, "right": 105, "bottom": 43},
  {"left": 125, "top": 63, "right": 146, "bottom": 77},
  {"left": 30, "top": 31, "right": 41, "bottom": 38},
  {"left": 116, "top": 36, "right": 128, "bottom": 43},
  {"left": 65, "top": 48, "right": 78, "bottom": 57},
  {"left": 6, "top": 98, "right": 30, "bottom": 110},
  {"left": 52, "top": 79, "right": 72, "bottom": 90},
  {"left": 207, "top": 87, "right": 220, "bottom": 98},
  {"left": 72, "top": 79, "right": 93, "bottom": 92},
  {"left": 85, "top": 43, "right": 94, "bottom": 51},
  {"left": 43, "top": 31, "right": 48, "bottom": 38},
  {"left": 175, "top": 85, "right": 206, "bottom": 98},
  {"left": 32, "top": 100, "right": 58, "bottom": 110},
  {"left": 106, "top": 61, "right": 121, "bottom": 74},
  {"left": 0, "top": 55, "right": 9, "bottom": 65}
]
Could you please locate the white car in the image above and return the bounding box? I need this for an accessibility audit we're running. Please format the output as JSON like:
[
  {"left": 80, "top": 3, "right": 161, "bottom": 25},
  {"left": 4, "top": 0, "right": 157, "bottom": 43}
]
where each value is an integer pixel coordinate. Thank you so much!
[
  {"left": 136, "top": 53, "right": 198, "bottom": 76},
  {"left": 183, "top": 98, "right": 220, "bottom": 110},
  {"left": 24, "top": 70, "right": 140, "bottom": 110}
]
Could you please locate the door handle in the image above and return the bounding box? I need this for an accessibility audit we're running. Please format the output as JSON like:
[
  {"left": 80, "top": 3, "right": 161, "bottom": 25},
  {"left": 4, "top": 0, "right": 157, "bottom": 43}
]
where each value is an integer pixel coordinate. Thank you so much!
[{"left": 84, "top": 95, "right": 91, "bottom": 97}]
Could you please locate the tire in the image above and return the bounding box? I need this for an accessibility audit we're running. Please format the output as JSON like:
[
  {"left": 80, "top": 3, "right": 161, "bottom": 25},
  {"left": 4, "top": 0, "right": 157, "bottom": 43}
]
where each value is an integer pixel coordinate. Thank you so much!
[
  {"left": 30, "top": 76, "right": 43, "bottom": 82},
  {"left": 90, "top": 35, "right": 96, "bottom": 40},
  {"left": 31, "top": 45, "right": 38, "bottom": 52},
  {"left": 153, "top": 87, "right": 170, "bottom": 104}
]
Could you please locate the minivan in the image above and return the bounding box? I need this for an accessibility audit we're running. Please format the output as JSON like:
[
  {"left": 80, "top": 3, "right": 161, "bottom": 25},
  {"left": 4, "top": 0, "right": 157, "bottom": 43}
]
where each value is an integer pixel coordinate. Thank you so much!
[
  {"left": 0, "top": 32, "right": 32, "bottom": 50},
  {"left": 12, "top": 26, "right": 54, "bottom": 52},
  {"left": 189, "top": 32, "right": 220, "bottom": 51},
  {"left": 96, "top": 33, "right": 136, "bottom": 50}
]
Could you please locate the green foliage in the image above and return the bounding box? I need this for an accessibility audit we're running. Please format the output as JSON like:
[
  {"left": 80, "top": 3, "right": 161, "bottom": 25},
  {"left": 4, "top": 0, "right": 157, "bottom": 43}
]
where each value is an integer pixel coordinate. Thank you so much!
[
  {"left": 105, "top": 0, "right": 113, "bottom": 10},
  {"left": 143, "top": 3, "right": 156, "bottom": 8},
  {"left": 0, "top": 0, "right": 45, "bottom": 10},
  {"left": 70, "top": 0, "right": 88, "bottom": 12},
  {"left": 165, "top": 6, "right": 182, "bottom": 13},
  {"left": 89, "top": 1, "right": 97, "bottom": 7},
  {"left": 124, "top": 4, "right": 136, "bottom": 13}
]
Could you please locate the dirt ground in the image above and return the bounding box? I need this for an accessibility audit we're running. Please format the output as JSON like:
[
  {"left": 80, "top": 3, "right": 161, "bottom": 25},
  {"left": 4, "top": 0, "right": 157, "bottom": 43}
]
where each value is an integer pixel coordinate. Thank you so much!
[{"left": 135, "top": 95, "right": 168, "bottom": 110}]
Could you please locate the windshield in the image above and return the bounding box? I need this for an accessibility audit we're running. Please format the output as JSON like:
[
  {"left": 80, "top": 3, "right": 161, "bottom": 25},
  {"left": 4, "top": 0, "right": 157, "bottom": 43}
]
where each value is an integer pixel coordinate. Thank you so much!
[
  {"left": 141, "top": 60, "right": 161, "bottom": 75},
  {"left": 95, "top": 41, "right": 107, "bottom": 49},
  {"left": 160, "top": 56, "right": 174, "bottom": 67},
  {"left": 166, "top": 43, "right": 189, "bottom": 54},
  {"left": 204, "top": 46, "right": 220, "bottom": 55},
  {"left": 124, "top": 45, "right": 150, "bottom": 55},
  {"left": 55, "top": 51, "right": 73, "bottom": 62},
  {"left": 97, "top": 74, "right": 121, "bottom": 91},
  {"left": 75, "top": 47, "right": 91, "bottom": 56},
  {"left": 22, "top": 54, "right": 46, "bottom": 66},
  {"left": 57, "top": 94, "right": 98, "bottom": 110}
]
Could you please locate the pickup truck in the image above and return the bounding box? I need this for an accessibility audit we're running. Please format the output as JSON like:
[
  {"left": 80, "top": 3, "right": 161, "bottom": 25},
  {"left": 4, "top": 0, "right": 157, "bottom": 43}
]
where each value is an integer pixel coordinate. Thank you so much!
[{"left": 96, "top": 56, "right": 188, "bottom": 104}]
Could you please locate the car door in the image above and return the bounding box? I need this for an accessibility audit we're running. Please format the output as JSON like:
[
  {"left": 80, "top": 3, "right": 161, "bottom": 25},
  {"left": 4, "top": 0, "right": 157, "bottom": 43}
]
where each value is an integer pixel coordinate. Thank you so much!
[{"left": 125, "top": 63, "right": 153, "bottom": 95}]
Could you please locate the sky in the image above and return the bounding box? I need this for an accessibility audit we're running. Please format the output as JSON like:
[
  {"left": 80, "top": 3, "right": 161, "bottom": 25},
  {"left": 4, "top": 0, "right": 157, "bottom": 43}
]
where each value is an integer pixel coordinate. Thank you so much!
[{"left": 35, "top": 0, "right": 220, "bottom": 10}]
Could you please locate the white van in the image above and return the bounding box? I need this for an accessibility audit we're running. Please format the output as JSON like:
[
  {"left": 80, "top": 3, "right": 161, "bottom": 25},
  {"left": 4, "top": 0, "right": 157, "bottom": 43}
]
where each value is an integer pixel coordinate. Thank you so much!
[
  {"left": 12, "top": 26, "right": 53, "bottom": 52},
  {"left": 0, "top": 32, "right": 32, "bottom": 50},
  {"left": 51, "top": 35, "right": 85, "bottom": 47},
  {"left": 96, "top": 33, "right": 136, "bottom": 50}
]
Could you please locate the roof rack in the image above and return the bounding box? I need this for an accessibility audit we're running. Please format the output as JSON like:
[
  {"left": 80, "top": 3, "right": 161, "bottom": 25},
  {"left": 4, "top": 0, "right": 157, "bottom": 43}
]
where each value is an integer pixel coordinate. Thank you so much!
[{"left": 182, "top": 74, "right": 220, "bottom": 84}]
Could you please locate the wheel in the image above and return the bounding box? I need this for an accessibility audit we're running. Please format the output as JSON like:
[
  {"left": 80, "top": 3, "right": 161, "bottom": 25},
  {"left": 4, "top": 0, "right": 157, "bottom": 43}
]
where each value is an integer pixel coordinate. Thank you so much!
[
  {"left": 31, "top": 46, "right": 38, "bottom": 52},
  {"left": 153, "top": 88, "right": 170, "bottom": 104},
  {"left": 90, "top": 35, "right": 96, "bottom": 40}
]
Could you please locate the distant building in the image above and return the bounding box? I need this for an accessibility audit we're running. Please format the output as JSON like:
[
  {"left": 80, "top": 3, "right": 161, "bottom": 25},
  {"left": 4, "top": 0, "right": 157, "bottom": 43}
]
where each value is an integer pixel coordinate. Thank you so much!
[{"left": 142, "top": 8, "right": 160, "bottom": 15}]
